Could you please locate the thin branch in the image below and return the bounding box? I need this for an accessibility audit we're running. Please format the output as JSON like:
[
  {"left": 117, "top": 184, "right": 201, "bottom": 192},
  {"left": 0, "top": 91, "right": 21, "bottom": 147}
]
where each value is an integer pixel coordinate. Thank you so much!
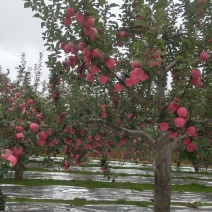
[
  {"left": 165, "top": 60, "right": 177, "bottom": 73},
  {"left": 192, "top": 119, "right": 212, "bottom": 124}
]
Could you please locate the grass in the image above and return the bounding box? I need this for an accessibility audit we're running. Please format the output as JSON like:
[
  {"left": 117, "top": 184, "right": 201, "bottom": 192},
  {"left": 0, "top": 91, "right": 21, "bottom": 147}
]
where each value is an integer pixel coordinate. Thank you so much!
[
  {"left": 5, "top": 197, "right": 212, "bottom": 207},
  {"left": 5, "top": 197, "right": 152, "bottom": 207},
  {"left": 3, "top": 178, "right": 153, "bottom": 191},
  {"left": 3, "top": 178, "right": 212, "bottom": 193}
]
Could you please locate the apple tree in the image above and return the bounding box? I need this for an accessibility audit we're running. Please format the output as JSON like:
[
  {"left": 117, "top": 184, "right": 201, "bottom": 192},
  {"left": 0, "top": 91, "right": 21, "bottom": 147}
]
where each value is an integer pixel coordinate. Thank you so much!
[{"left": 23, "top": 0, "right": 211, "bottom": 211}]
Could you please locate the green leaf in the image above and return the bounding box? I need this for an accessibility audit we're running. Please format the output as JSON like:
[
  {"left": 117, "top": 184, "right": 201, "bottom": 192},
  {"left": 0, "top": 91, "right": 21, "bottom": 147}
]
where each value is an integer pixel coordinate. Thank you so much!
[
  {"left": 41, "top": 22, "right": 45, "bottom": 28},
  {"left": 33, "top": 13, "right": 40, "bottom": 18},
  {"left": 109, "top": 3, "right": 119, "bottom": 8},
  {"left": 24, "top": 2, "right": 31, "bottom": 8}
]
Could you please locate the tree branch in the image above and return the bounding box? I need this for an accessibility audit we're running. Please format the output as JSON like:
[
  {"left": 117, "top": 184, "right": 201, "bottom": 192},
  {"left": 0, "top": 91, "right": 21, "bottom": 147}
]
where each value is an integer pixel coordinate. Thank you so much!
[
  {"left": 119, "top": 126, "right": 156, "bottom": 149},
  {"left": 192, "top": 119, "right": 212, "bottom": 123},
  {"left": 88, "top": 119, "right": 156, "bottom": 150},
  {"left": 165, "top": 60, "right": 177, "bottom": 73},
  {"left": 171, "top": 134, "right": 187, "bottom": 153}
]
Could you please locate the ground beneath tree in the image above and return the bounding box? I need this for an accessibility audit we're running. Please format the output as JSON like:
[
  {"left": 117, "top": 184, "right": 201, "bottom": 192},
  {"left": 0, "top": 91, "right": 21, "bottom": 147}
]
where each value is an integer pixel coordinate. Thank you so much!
[{"left": 2, "top": 157, "right": 212, "bottom": 211}]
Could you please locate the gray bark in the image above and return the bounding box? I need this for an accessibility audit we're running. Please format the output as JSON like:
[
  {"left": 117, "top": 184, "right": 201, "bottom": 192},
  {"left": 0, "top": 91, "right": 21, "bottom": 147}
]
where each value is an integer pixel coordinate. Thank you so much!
[{"left": 154, "top": 142, "right": 172, "bottom": 212}]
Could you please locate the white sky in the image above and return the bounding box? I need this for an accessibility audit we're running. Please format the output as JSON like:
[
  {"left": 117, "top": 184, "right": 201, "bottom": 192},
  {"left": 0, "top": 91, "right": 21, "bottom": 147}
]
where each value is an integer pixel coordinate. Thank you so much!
[{"left": 0, "top": 0, "right": 48, "bottom": 82}]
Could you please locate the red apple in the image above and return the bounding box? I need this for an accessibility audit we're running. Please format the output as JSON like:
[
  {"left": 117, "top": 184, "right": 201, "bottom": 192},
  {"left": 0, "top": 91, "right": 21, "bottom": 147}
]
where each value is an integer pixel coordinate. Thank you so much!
[
  {"left": 159, "top": 123, "right": 168, "bottom": 131},
  {"left": 84, "top": 16, "right": 95, "bottom": 27},
  {"left": 186, "top": 126, "right": 196, "bottom": 137},
  {"left": 64, "top": 16, "right": 72, "bottom": 26},
  {"left": 75, "top": 12, "right": 85, "bottom": 24},
  {"left": 190, "top": 69, "right": 201, "bottom": 78},
  {"left": 65, "top": 7, "right": 75, "bottom": 17},
  {"left": 90, "top": 65, "right": 98, "bottom": 74},
  {"left": 30, "top": 123, "right": 39, "bottom": 132},
  {"left": 174, "top": 117, "right": 185, "bottom": 127},
  {"left": 114, "top": 83, "right": 122, "bottom": 92},
  {"left": 7, "top": 155, "right": 17, "bottom": 167},
  {"left": 99, "top": 75, "right": 108, "bottom": 84},
  {"left": 200, "top": 51, "right": 209, "bottom": 61},
  {"left": 106, "top": 58, "right": 115, "bottom": 69},
  {"left": 177, "top": 107, "right": 188, "bottom": 117}
]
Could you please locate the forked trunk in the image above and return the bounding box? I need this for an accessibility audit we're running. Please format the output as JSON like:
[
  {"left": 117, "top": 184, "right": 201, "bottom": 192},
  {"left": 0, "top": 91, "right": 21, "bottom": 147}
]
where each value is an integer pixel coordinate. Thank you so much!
[
  {"left": 14, "top": 165, "right": 23, "bottom": 181},
  {"left": 154, "top": 142, "right": 172, "bottom": 212}
]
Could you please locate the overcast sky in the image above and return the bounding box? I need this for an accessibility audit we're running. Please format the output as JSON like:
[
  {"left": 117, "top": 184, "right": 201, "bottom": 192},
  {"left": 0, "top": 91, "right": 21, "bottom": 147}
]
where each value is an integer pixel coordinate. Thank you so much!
[{"left": 0, "top": 0, "right": 48, "bottom": 83}]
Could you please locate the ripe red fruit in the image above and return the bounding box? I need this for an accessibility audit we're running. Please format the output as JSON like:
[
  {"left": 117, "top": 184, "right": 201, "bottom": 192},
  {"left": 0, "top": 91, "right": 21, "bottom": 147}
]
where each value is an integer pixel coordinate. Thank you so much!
[
  {"left": 15, "top": 126, "right": 23, "bottom": 132},
  {"left": 95, "top": 134, "right": 101, "bottom": 141},
  {"left": 30, "top": 123, "right": 39, "bottom": 132},
  {"left": 78, "top": 42, "right": 86, "bottom": 51},
  {"left": 125, "top": 78, "right": 133, "bottom": 87},
  {"left": 7, "top": 155, "right": 17, "bottom": 167},
  {"left": 174, "top": 117, "right": 185, "bottom": 128},
  {"left": 186, "top": 143, "right": 196, "bottom": 152},
  {"left": 76, "top": 139, "right": 82, "bottom": 146},
  {"left": 37, "top": 139, "right": 46, "bottom": 147},
  {"left": 87, "top": 135, "right": 93, "bottom": 142},
  {"left": 75, "top": 12, "right": 85, "bottom": 24},
  {"left": 101, "top": 112, "right": 107, "bottom": 118},
  {"left": 132, "top": 60, "right": 141, "bottom": 68},
  {"left": 27, "top": 99, "right": 34, "bottom": 105},
  {"left": 130, "top": 68, "right": 144, "bottom": 80},
  {"left": 159, "top": 123, "right": 168, "bottom": 131},
  {"left": 91, "top": 49, "right": 100, "bottom": 58},
  {"left": 83, "top": 48, "right": 91, "bottom": 56},
  {"left": 64, "top": 16, "right": 72, "bottom": 26},
  {"left": 177, "top": 107, "right": 188, "bottom": 117},
  {"left": 69, "top": 128, "right": 76, "bottom": 134},
  {"left": 106, "top": 58, "right": 115, "bottom": 69},
  {"left": 120, "top": 31, "right": 127, "bottom": 37},
  {"left": 13, "top": 146, "right": 23, "bottom": 155},
  {"left": 169, "top": 131, "right": 177, "bottom": 139},
  {"left": 191, "top": 77, "right": 201, "bottom": 86},
  {"left": 15, "top": 132, "right": 25, "bottom": 140},
  {"left": 56, "top": 116, "right": 62, "bottom": 123},
  {"left": 36, "top": 114, "right": 43, "bottom": 121},
  {"left": 90, "top": 65, "right": 98, "bottom": 74},
  {"left": 84, "top": 27, "right": 94, "bottom": 36},
  {"left": 200, "top": 51, "right": 209, "bottom": 61},
  {"left": 86, "top": 73, "right": 94, "bottom": 82},
  {"left": 114, "top": 83, "right": 122, "bottom": 92},
  {"left": 39, "top": 131, "right": 47, "bottom": 140},
  {"left": 190, "top": 69, "right": 201, "bottom": 78},
  {"left": 186, "top": 126, "right": 196, "bottom": 136},
  {"left": 65, "top": 7, "right": 75, "bottom": 17},
  {"left": 84, "top": 55, "right": 91, "bottom": 63},
  {"left": 117, "top": 41, "right": 124, "bottom": 47},
  {"left": 99, "top": 75, "right": 108, "bottom": 84},
  {"left": 84, "top": 16, "right": 95, "bottom": 27},
  {"left": 183, "top": 137, "right": 191, "bottom": 146}
]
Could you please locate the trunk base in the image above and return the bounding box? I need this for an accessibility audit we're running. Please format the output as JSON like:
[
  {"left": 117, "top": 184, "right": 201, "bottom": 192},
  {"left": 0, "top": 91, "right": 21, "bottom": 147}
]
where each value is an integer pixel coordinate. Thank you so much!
[{"left": 14, "top": 165, "right": 23, "bottom": 181}]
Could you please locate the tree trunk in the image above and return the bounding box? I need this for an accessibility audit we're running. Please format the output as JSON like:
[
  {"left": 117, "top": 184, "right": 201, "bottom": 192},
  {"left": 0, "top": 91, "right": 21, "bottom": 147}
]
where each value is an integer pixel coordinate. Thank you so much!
[
  {"left": 154, "top": 142, "right": 172, "bottom": 212},
  {"left": 14, "top": 165, "right": 23, "bottom": 181}
]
